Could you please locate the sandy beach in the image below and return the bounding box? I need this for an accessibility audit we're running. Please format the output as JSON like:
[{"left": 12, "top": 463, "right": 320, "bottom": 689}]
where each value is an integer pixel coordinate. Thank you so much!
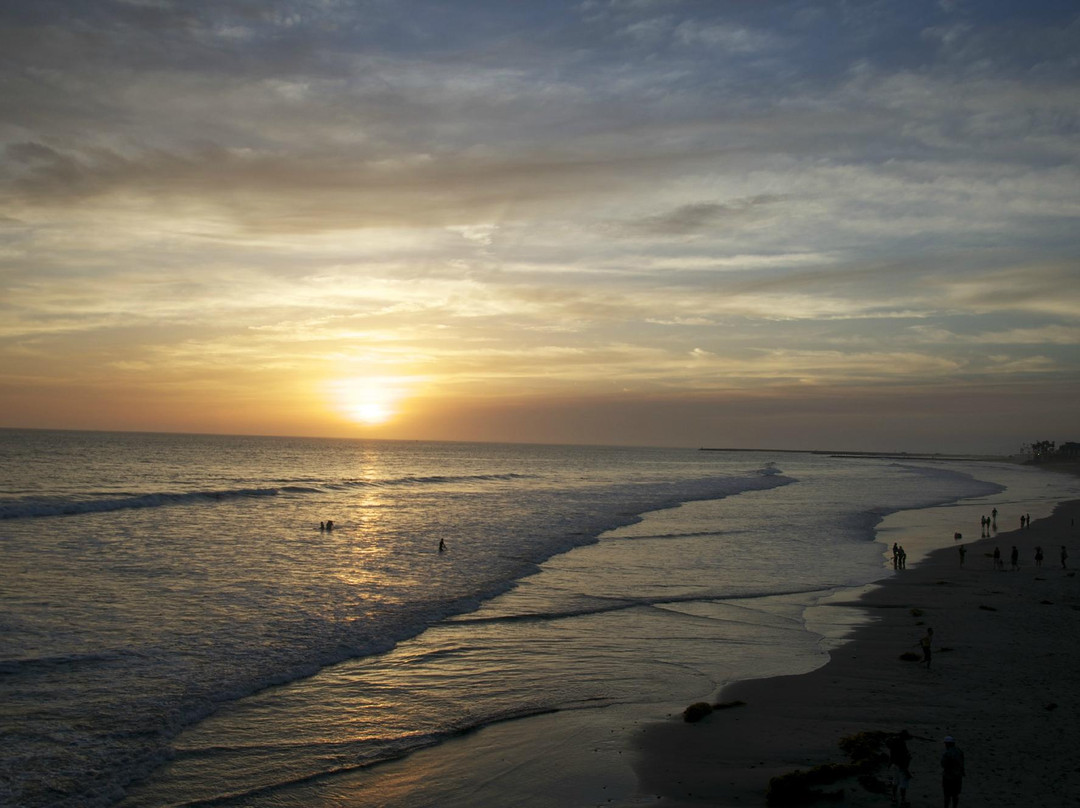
[
  {"left": 634, "top": 488, "right": 1080, "bottom": 807},
  {"left": 258, "top": 463, "right": 1080, "bottom": 808}
]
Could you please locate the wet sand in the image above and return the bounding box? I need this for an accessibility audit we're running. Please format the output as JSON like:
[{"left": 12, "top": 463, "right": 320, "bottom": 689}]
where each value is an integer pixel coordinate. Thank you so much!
[{"left": 634, "top": 494, "right": 1080, "bottom": 806}]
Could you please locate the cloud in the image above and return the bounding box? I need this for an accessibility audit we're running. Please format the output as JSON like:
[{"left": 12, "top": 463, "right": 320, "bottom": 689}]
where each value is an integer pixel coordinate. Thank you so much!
[
  {"left": 2, "top": 0, "right": 1079, "bottom": 446},
  {"left": 910, "top": 324, "right": 1080, "bottom": 346},
  {"left": 623, "top": 196, "right": 785, "bottom": 236},
  {"left": 673, "top": 20, "right": 782, "bottom": 53}
]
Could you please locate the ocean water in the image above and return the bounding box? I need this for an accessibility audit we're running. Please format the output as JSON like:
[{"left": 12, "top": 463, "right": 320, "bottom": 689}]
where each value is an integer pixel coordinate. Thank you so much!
[{"left": 1, "top": 430, "right": 1075, "bottom": 808}]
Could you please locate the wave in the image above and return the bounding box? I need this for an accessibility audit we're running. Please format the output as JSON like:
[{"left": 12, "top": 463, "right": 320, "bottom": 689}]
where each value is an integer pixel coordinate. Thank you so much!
[
  {"left": 0, "top": 649, "right": 148, "bottom": 676},
  {"left": 0, "top": 473, "right": 536, "bottom": 520},
  {"left": 158, "top": 704, "right": 566, "bottom": 808},
  {"left": 443, "top": 584, "right": 837, "bottom": 626}
]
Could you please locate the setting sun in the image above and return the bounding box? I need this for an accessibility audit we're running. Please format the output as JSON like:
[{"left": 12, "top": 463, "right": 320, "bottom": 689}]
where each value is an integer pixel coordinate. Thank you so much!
[{"left": 330, "top": 377, "right": 404, "bottom": 426}]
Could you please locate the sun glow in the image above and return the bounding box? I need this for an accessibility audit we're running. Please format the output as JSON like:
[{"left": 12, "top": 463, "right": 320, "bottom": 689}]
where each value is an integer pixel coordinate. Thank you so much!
[{"left": 330, "top": 377, "right": 405, "bottom": 426}]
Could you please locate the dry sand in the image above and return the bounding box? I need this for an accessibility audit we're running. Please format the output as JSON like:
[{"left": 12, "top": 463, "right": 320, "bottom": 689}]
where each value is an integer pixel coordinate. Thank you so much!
[{"left": 634, "top": 496, "right": 1080, "bottom": 807}]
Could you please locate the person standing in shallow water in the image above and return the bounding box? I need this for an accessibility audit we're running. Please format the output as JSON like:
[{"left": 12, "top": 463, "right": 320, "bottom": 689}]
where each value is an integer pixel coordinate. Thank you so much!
[
  {"left": 941, "top": 736, "right": 965, "bottom": 808},
  {"left": 958, "top": 544, "right": 966, "bottom": 566}
]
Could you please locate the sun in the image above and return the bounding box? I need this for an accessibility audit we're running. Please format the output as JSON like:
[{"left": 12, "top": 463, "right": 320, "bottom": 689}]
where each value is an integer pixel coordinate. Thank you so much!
[
  {"left": 330, "top": 377, "right": 403, "bottom": 426},
  {"left": 349, "top": 400, "right": 392, "bottom": 425}
]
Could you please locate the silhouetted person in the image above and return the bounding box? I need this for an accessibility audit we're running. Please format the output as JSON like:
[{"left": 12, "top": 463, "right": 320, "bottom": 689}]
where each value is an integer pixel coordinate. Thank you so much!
[
  {"left": 941, "top": 736, "right": 965, "bottom": 808},
  {"left": 1062, "top": 546, "right": 1069, "bottom": 569},
  {"left": 958, "top": 544, "right": 966, "bottom": 566},
  {"left": 319, "top": 522, "right": 325, "bottom": 531},
  {"left": 1010, "top": 545, "right": 1019, "bottom": 570},
  {"left": 326, "top": 520, "right": 334, "bottom": 531},
  {"left": 892, "top": 542, "right": 900, "bottom": 569},
  {"left": 919, "top": 627, "right": 934, "bottom": 669},
  {"left": 886, "top": 730, "right": 914, "bottom": 806},
  {"left": 438, "top": 538, "right": 446, "bottom": 553},
  {"left": 1035, "top": 546, "right": 1043, "bottom": 567},
  {"left": 993, "top": 546, "right": 1002, "bottom": 570}
]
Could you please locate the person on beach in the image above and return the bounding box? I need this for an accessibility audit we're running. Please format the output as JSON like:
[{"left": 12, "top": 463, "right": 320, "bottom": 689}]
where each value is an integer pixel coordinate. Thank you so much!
[
  {"left": 885, "top": 730, "right": 914, "bottom": 806},
  {"left": 326, "top": 520, "right": 334, "bottom": 531},
  {"left": 958, "top": 544, "right": 966, "bottom": 566},
  {"left": 1010, "top": 545, "right": 1019, "bottom": 571},
  {"left": 898, "top": 545, "right": 907, "bottom": 569},
  {"left": 438, "top": 538, "right": 446, "bottom": 553},
  {"left": 892, "top": 542, "right": 900, "bottom": 569},
  {"left": 1035, "top": 546, "right": 1044, "bottom": 567},
  {"left": 919, "top": 627, "right": 934, "bottom": 669},
  {"left": 1062, "top": 545, "right": 1069, "bottom": 569},
  {"left": 941, "top": 736, "right": 965, "bottom": 808},
  {"left": 993, "top": 546, "right": 1002, "bottom": 570}
]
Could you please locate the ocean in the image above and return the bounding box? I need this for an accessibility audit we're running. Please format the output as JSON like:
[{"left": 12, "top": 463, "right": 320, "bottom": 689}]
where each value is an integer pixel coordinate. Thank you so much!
[{"left": 2, "top": 429, "right": 1076, "bottom": 807}]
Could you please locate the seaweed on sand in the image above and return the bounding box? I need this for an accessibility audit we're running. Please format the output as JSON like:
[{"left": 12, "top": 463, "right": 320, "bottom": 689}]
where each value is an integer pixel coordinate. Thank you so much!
[{"left": 766, "top": 730, "right": 890, "bottom": 805}]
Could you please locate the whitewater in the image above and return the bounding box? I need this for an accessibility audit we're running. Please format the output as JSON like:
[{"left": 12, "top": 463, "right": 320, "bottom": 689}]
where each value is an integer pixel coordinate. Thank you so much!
[{"left": 1, "top": 429, "right": 1075, "bottom": 807}]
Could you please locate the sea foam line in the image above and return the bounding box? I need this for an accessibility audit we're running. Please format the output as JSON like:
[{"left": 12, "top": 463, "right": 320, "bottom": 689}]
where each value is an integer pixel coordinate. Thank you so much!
[{"left": 0, "top": 473, "right": 536, "bottom": 520}]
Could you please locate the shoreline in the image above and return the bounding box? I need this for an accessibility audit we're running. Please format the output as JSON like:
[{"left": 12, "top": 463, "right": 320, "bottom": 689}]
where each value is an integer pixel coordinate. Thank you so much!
[
  {"left": 156, "top": 461, "right": 1079, "bottom": 808},
  {"left": 633, "top": 492, "right": 1080, "bottom": 806}
]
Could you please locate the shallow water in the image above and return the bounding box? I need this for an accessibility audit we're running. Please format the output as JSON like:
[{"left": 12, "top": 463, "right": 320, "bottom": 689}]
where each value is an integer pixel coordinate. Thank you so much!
[{"left": 2, "top": 431, "right": 1075, "bottom": 807}]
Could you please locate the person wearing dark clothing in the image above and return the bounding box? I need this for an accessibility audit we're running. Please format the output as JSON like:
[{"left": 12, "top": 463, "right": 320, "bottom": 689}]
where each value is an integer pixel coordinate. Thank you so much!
[
  {"left": 886, "top": 730, "right": 913, "bottom": 806},
  {"left": 919, "top": 627, "right": 934, "bottom": 669},
  {"left": 941, "top": 736, "right": 965, "bottom": 808}
]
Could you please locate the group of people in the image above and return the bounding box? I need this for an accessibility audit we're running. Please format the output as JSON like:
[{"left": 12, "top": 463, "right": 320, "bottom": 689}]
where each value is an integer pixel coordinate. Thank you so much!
[
  {"left": 984, "top": 543, "right": 1068, "bottom": 570},
  {"left": 887, "top": 730, "right": 965, "bottom": 808},
  {"left": 318, "top": 520, "right": 449, "bottom": 554},
  {"left": 891, "top": 543, "right": 908, "bottom": 569},
  {"left": 956, "top": 512, "right": 1070, "bottom": 571}
]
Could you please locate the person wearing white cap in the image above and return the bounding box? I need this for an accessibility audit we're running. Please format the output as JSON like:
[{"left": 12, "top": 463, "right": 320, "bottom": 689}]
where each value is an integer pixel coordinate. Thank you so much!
[{"left": 941, "top": 736, "right": 965, "bottom": 808}]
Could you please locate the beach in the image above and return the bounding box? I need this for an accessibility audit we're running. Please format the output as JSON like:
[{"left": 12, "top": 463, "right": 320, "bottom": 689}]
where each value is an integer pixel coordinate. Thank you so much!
[
  {"left": 239, "top": 459, "right": 1080, "bottom": 808},
  {"left": 6, "top": 433, "right": 1078, "bottom": 808},
  {"left": 635, "top": 479, "right": 1080, "bottom": 806}
]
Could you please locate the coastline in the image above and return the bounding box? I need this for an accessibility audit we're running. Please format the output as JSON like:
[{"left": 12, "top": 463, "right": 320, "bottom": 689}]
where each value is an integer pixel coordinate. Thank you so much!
[
  {"left": 633, "top": 489, "right": 1080, "bottom": 806},
  {"left": 236, "top": 461, "right": 1080, "bottom": 808}
]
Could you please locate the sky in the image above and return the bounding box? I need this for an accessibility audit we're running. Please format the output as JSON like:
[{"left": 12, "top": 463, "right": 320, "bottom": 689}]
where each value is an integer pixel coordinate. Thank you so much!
[{"left": 2, "top": 0, "right": 1078, "bottom": 453}]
